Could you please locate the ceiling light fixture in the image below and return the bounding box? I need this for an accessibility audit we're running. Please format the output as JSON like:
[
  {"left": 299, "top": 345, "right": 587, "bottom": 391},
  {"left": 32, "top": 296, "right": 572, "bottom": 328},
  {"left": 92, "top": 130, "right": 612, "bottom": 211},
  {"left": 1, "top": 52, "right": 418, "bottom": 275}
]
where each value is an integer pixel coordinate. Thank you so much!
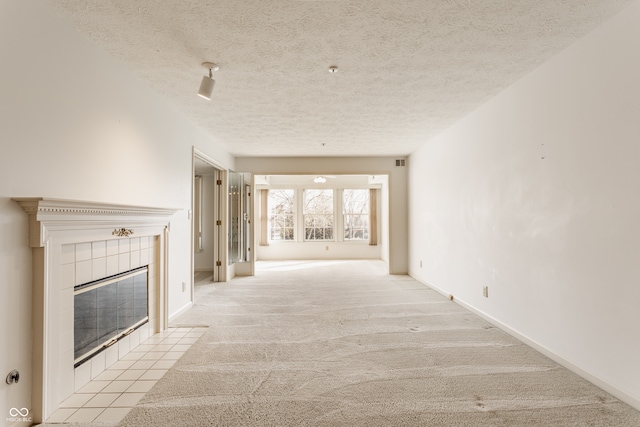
[
  {"left": 313, "top": 176, "right": 327, "bottom": 183},
  {"left": 198, "top": 62, "right": 219, "bottom": 100}
]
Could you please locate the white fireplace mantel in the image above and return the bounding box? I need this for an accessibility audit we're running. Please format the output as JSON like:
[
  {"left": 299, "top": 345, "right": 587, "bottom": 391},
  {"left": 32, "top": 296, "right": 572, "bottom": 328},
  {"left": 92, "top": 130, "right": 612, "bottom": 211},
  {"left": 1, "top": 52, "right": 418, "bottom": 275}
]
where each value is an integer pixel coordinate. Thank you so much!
[
  {"left": 13, "top": 197, "right": 179, "bottom": 423},
  {"left": 13, "top": 197, "right": 179, "bottom": 247}
]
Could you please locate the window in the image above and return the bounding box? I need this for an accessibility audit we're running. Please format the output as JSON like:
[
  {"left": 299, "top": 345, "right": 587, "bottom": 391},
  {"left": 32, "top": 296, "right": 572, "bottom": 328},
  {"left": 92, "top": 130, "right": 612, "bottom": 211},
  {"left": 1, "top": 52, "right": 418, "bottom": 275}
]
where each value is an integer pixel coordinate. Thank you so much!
[
  {"left": 303, "top": 189, "right": 334, "bottom": 240},
  {"left": 343, "top": 189, "right": 369, "bottom": 240},
  {"left": 268, "top": 189, "right": 295, "bottom": 241},
  {"left": 265, "top": 187, "right": 373, "bottom": 243}
]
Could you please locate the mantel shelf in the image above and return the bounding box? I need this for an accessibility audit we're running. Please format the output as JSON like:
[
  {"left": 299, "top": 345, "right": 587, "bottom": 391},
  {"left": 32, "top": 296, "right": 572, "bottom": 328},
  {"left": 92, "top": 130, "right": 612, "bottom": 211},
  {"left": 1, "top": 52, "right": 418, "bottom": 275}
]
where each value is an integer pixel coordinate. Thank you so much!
[
  {"left": 12, "top": 197, "right": 179, "bottom": 218},
  {"left": 12, "top": 198, "right": 180, "bottom": 248}
]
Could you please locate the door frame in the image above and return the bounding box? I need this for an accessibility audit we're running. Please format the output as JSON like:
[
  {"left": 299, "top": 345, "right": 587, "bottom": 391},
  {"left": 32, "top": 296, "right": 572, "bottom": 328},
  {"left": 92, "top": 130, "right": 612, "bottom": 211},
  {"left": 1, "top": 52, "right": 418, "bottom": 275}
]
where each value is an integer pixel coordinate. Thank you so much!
[{"left": 192, "top": 148, "right": 228, "bottom": 296}]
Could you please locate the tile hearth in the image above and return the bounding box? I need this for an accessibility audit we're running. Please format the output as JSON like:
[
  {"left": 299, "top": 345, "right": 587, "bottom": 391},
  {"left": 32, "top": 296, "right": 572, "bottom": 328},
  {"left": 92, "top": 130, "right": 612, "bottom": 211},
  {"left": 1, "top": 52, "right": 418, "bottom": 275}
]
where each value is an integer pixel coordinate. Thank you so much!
[{"left": 45, "top": 327, "right": 206, "bottom": 424}]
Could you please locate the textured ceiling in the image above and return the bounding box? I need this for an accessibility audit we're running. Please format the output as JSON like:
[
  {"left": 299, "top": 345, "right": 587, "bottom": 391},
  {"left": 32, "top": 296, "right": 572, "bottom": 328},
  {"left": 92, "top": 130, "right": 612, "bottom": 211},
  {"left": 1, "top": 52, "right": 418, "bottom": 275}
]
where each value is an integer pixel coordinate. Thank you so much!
[{"left": 47, "top": 0, "right": 632, "bottom": 157}]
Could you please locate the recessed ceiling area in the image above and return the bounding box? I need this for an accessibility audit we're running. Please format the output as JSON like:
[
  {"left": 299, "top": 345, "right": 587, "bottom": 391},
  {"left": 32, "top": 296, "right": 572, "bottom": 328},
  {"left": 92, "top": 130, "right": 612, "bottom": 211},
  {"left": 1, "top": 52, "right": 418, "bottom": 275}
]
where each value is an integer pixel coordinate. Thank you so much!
[{"left": 47, "top": 0, "right": 633, "bottom": 157}]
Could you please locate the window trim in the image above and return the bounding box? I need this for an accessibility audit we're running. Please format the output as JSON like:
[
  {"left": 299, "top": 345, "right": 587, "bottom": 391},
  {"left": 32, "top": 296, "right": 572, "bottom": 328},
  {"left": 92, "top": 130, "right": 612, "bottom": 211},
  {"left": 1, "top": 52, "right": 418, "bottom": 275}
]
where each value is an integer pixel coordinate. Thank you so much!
[
  {"left": 264, "top": 187, "right": 375, "bottom": 245},
  {"left": 302, "top": 188, "right": 336, "bottom": 242},
  {"left": 342, "top": 189, "right": 370, "bottom": 242},
  {"left": 267, "top": 189, "right": 296, "bottom": 242}
]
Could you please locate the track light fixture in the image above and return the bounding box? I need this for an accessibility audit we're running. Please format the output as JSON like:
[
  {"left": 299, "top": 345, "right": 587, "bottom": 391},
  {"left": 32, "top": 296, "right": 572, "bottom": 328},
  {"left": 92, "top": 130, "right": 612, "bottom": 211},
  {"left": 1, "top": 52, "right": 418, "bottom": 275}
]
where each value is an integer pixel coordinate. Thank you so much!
[{"left": 198, "top": 62, "right": 219, "bottom": 100}]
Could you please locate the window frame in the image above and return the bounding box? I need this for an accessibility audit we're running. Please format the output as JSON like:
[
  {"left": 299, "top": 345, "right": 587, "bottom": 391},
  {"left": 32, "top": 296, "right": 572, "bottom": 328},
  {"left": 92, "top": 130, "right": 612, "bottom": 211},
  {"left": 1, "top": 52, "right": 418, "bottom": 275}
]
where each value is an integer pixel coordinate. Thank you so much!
[
  {"left": 302, "top": 188, "right": 335, "bottom": 242},
  {"left": 342, "top": 189, "right": 370, "bottom": 241},
  {"left": 267, "top": 189, "right": 296, "bottom": 242},
  {"left": 263, "top": 186, "right": 375, "bottom": 245}
]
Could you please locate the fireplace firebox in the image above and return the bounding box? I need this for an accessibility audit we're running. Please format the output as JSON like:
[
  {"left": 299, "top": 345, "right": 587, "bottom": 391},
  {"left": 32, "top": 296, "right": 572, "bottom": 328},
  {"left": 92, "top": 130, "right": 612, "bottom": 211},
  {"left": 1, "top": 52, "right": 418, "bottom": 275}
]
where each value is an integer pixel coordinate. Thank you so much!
[{"left": 74, "top": 266, "right": 149, "bottom": 367}]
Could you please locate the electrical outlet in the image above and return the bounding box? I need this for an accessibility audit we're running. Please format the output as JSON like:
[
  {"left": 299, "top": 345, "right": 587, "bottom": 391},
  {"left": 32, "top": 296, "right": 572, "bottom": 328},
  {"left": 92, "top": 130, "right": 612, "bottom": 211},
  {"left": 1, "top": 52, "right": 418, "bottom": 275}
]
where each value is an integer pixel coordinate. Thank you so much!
[
  {"left": 325, "top": 246, "right": 329, "bottom": 251},
  {"left": 419, "top": 260, "right": 422, "bottom": 268},
  {"left": 482, "top": 286, "right": 489, "bottom": 298},
  {"left": 182, "top": 282, "right": 186, "bottom": 292}
]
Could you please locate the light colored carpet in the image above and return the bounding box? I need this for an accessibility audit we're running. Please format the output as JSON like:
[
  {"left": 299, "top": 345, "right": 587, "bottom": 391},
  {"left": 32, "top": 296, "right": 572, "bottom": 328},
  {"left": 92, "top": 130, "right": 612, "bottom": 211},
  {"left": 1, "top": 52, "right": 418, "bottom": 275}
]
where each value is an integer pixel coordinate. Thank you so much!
[{"left": 116, "top": 261, "right": 639, "bottom": 425}]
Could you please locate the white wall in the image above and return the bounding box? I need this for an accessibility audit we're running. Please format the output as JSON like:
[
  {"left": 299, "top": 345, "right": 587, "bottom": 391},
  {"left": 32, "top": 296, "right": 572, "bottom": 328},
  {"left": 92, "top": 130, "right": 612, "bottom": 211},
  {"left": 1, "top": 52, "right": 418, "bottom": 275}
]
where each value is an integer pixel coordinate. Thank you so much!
[
  {"left": 408, "top": 1, "right": 640, "bottom": 410},
  {"left": 237, "top": 157, "right": 408, "bottom": 274},
  {"left": 258, "top": 242, "right": 380, "bottom": 260},
  {"left": 380, "top": 174, "right": 390, "bottom": 265},
  {"left": 0, "top": 1, "right": 233, "bottom": 424}
]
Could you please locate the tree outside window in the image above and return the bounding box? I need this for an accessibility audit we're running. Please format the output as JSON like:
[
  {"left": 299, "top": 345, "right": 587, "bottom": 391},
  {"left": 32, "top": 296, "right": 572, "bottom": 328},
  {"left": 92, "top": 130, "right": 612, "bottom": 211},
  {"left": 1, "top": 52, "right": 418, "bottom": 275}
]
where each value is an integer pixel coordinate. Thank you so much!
[
  {"left": 303, "top": 189, "right": 334, "bottom": 240},
  {"left": 343, "top": 189, "right": 369, "bottom": 240},
  {"left": 268, "top": 189, "right": 294, "bottom": 241}
]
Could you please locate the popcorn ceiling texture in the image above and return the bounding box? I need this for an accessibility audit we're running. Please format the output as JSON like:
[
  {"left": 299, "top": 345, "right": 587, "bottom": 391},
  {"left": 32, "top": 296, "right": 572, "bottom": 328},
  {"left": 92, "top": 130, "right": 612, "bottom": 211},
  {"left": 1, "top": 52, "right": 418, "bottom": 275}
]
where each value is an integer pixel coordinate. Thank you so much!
[{"left": 48, "top": 0, "right": 633, "bottom": 157}]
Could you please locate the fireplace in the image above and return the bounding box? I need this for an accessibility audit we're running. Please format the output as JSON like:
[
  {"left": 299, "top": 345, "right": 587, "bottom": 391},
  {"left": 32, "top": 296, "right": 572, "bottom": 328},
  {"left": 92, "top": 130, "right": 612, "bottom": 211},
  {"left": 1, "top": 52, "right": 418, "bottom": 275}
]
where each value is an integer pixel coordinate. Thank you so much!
[
  {"left": 13, "top": 198, "right": 177, "bottom": 424},
  {"left": 74, "top": 266, "right": 149, "bottom": 367}
]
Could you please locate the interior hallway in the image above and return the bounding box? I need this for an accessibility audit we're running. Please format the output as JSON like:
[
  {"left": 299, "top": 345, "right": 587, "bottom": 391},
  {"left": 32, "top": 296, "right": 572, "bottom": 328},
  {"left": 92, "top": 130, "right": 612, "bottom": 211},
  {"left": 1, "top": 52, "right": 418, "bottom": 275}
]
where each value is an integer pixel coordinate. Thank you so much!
[{"left": 115, "top": 260, "right": 640, "bottom": 426}]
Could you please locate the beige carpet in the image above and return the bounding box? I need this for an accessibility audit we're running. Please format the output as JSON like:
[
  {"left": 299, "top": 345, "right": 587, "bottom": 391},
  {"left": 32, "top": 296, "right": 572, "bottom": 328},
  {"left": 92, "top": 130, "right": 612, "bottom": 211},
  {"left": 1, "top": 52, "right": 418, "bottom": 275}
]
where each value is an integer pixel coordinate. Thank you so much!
[{"left": 115, "top": 260, "right": 640, "bottom": 426}]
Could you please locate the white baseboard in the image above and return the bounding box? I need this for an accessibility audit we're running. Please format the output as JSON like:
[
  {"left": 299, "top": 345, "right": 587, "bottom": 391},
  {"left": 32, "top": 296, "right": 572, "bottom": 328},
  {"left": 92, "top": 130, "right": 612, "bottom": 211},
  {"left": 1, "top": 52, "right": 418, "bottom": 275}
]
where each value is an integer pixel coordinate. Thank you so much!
[
  {"left": 408, "top": 271, "right": 640, "bottom": 412},
  {"left": 168, "top": 301, "right": 193, "bottom": 323}
]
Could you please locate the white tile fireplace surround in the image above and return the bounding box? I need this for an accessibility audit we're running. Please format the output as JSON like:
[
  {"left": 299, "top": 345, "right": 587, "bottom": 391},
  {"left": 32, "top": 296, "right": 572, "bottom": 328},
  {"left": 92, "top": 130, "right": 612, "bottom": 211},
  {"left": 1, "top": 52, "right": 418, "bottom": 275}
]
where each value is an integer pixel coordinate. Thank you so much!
[{"left": 13, "top": 198, "right": 178, "bottom": 424}]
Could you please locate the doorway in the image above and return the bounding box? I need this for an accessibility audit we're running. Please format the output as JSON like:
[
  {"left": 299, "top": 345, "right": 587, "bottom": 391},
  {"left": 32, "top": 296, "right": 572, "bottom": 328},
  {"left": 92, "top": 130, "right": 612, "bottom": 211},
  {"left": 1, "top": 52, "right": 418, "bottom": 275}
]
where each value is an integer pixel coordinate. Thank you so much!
[{"left": 193, "top": 150, "right": 226, "bottom": 299}]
